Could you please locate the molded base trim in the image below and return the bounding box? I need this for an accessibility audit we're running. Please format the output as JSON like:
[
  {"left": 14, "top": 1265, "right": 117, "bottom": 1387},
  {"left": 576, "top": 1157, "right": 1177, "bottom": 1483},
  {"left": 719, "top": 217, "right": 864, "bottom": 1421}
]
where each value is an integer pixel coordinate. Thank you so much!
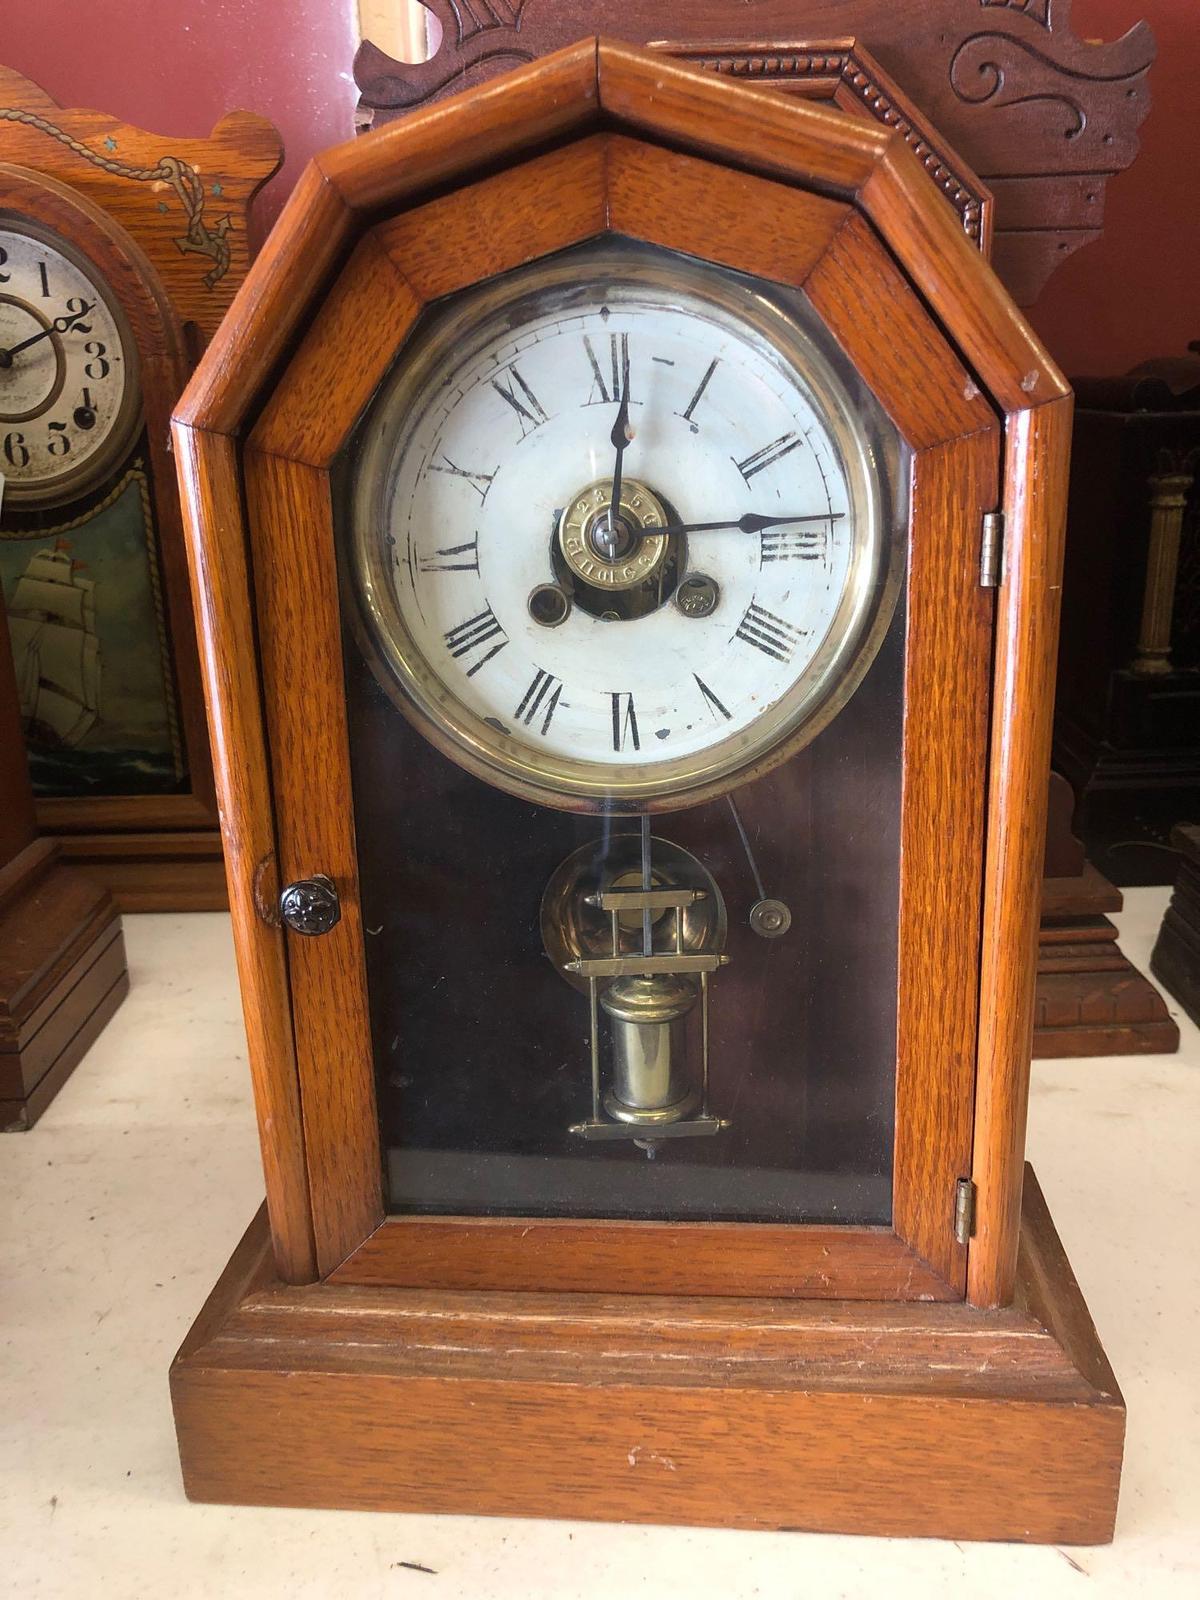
[{"left": 171, "top": 1166, "right": 1124, "bottom": 1543}]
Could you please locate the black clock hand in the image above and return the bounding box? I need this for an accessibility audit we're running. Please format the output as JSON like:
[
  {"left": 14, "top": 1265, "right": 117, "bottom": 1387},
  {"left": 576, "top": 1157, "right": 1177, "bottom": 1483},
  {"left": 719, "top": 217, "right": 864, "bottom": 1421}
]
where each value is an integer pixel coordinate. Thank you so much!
[
  {"left": 647, "top": 510, "right": 844, "bottom": 536},
  {"left": 608, "top": 347, "right": 632, "bottom": 513},
  {"left": 0, "top": 301, "right": 95, "bottom": 366}
]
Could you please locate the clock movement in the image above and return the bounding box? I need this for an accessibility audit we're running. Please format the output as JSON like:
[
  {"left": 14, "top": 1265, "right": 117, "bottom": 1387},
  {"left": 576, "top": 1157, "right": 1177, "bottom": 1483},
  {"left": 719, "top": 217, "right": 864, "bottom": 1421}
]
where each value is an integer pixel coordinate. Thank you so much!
[{"left": 170, "top": 41, "right": 1124, "bottom": 1542}]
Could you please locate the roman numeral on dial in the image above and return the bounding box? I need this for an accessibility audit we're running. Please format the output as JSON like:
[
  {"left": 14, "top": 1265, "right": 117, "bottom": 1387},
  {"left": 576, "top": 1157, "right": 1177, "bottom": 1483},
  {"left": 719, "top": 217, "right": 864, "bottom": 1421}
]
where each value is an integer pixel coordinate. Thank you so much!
[
  {"left": 735, "top": 602, "right": 807, "bottom": 663},
  {"left": 611, "top": 692, "right": 640, "bottom": 752},
  {"left": 444, "top": 605, "right": 507, "bottom": 676},
  {"left": 583, "top": 333, "right": 629, "bottom": 405},
  {"left": 761, "top": 527, "right": 827, "bottom": 563},
  {"left": 418, "top": 537, "right": 479, "bottom": 573},
  {"left": 515, "top": 669, "right": 563, "bottom": 736},
  {"left": 735, "top": 432, "right": 802, "bottom": 483},
  {"left": 428, "top": 454, "right": 496, "bottom": 502},
  {"left": 677, "top": 358, "right": 719, "bottom": 428},
  {"left": 694, "top": 674, "right": 732, "bottom": 721},
  {"left": 492, "top": 365, "right": 549, "bottom": 435}
]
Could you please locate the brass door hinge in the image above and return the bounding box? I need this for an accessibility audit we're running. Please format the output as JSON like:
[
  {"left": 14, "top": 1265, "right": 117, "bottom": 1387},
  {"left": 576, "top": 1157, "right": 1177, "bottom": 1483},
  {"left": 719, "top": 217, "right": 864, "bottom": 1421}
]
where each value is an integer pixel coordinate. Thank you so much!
[
  {"left": 980, "top": 510, "right": 1004, "bottom": 588},
  {"left": 954, "top": 1177, "right": 977, "bottom": 1245}
]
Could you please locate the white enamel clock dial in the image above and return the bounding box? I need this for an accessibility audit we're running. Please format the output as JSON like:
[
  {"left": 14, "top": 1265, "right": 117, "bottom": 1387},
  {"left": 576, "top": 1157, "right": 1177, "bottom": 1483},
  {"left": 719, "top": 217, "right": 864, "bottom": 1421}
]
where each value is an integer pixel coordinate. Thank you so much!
[
  {"left": 353, "top": 246, "right": 898, "bottom": 809},
  {"left": 0, "top": 218, "right": 139, "bottom": 506}
]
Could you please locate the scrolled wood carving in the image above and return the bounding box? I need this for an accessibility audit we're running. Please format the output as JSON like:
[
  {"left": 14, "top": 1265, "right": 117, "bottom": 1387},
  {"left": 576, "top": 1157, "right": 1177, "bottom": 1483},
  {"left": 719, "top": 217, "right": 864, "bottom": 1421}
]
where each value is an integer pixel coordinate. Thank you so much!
[{"left": 354, "top": 0, "right": 1154, "bottom": 305}]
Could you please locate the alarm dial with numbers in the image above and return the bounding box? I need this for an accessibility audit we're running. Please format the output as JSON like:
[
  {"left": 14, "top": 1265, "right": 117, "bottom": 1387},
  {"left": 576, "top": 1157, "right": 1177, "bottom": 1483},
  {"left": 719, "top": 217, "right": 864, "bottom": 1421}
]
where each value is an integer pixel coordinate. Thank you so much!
[
  {"left": 0, "top": 217, "right": 139, "bottom": 507},
  {"left": 353, "top": 247, "right": 897, "bottom": 809}
]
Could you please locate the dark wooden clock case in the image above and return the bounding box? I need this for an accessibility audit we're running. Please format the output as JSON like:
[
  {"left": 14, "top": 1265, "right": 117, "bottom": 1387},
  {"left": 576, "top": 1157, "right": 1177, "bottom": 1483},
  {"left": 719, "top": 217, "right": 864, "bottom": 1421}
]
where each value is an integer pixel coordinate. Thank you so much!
[
  {"left": 0, "top": 599, "right": 128, "bottom": 1129},
  {"left": 169, "top": 41, "right": 1123, "bottom": 1542}
]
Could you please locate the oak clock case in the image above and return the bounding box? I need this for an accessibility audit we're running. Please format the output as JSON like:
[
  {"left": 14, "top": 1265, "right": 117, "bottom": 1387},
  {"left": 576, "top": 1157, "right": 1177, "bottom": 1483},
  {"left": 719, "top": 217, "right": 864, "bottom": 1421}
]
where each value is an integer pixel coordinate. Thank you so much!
[
  {"left": 0, "top": 166, "right": 197, "bottom": 814},
  {"left": 342, "top": 240, "right": 908, "bottom": 1222},
  {"left": 171, "top": 42, "right": 1122, "bottom": 1544}
]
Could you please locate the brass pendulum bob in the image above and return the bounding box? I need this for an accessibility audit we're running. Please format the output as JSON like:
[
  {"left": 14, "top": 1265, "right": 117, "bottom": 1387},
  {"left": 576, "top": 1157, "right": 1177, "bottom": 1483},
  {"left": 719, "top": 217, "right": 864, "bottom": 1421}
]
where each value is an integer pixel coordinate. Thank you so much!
[{"left": 600, "top": 971, "right": 701, "bottom": 1131}]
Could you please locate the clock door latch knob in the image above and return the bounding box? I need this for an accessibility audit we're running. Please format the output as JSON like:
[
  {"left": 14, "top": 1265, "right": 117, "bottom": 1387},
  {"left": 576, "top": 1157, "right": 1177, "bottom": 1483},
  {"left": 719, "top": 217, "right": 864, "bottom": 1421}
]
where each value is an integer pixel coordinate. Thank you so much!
[{"left": 279, "top": 875, "right": 341, "bottom": 936}]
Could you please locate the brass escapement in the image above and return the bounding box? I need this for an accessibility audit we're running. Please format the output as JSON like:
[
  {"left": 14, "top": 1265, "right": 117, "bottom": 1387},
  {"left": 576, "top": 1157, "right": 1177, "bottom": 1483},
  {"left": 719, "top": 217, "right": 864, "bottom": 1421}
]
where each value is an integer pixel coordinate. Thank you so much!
[{"left": 558, "top": 477, "right": 670, "bottom": 590}]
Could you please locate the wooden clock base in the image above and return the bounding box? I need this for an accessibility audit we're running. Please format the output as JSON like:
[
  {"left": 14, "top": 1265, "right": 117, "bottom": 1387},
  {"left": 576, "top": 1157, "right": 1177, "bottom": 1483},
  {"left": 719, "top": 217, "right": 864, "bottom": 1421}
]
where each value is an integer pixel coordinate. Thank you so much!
[
  {"left": 0, "top": 838, "right": 129, "bottom": 1131},
  {"left": 171, "top": 1168, "right": 1123, "bottom": 1543}
]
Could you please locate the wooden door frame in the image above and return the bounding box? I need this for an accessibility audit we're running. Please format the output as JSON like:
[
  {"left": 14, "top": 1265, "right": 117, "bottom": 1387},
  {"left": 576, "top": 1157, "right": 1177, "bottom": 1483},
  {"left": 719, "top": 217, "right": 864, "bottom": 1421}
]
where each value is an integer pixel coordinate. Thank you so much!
[
  {"left": 241, "top": 133, "right": 997, "bottom": 1298},
  {"left": 173, "top": 41, "right": 1071, "bottom": 1308}
]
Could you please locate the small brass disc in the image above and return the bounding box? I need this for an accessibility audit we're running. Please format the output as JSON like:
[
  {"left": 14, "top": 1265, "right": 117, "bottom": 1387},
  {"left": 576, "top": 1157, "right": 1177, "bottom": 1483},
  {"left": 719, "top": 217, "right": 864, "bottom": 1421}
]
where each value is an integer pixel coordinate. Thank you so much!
[{"left": 558, "top": 477, "right": 670, "bottom": 591}]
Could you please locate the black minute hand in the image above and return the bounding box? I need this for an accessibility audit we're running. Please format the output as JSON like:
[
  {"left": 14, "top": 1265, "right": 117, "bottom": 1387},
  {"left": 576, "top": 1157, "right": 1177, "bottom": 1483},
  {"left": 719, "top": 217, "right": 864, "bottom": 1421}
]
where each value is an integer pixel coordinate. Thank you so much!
[
  {"left": 0, "top": 301, "right": 95, "bottom": 364},
  {"left": 647, "top": 511, "right": 845, "bottom": 536}
]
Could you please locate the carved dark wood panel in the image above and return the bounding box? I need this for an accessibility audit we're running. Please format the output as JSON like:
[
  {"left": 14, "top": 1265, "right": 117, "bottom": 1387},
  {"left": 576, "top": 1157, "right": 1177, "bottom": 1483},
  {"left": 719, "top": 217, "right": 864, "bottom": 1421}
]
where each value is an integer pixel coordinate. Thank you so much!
[{"left": 355, "top": 0, "right": 1154, "bottom": 305}]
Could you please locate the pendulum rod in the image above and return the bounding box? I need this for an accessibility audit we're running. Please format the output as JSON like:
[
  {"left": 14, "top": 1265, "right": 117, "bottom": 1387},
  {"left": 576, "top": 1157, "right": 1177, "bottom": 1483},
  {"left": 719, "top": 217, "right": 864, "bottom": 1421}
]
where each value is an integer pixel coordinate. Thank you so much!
[
  {"left": 639, "top": 812, "right": 653, "bottom": 956},
  {"left": 727, "top": 794, "right": 767, "bottom": 903},
  {"left": 588, "top": 975, "right": 601, "bottom": 1124}
]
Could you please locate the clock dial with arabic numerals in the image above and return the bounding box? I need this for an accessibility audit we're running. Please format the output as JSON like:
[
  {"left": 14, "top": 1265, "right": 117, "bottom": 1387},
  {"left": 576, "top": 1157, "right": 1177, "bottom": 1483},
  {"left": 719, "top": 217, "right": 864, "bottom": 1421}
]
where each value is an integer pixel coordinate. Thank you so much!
[
  {"left": 0, "top": 217, "right": 139, "bottom": 507},
  {"left": 351, "top": 244, "right": 897, "bottom": 810}
]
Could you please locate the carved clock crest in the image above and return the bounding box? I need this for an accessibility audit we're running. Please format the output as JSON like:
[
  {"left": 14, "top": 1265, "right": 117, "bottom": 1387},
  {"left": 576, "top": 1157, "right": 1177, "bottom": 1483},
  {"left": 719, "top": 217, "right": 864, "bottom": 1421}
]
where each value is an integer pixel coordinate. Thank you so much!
[{"left": 355, "top": 0, "right": 1155, "bottom": 305}]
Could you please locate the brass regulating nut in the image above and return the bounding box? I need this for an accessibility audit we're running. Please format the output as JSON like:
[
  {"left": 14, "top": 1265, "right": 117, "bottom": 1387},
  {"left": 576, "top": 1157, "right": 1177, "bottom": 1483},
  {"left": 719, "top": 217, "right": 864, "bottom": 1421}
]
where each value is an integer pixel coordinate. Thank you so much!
[{"left": 749, "top": 898, "right": 792, "bottom": 939}]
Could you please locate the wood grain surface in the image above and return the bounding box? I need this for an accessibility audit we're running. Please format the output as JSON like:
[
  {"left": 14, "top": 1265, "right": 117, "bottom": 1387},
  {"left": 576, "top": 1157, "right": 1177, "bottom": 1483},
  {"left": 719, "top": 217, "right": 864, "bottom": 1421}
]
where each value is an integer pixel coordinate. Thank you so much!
[
  {"left": 330, "top": 1217, "right": 955, "bottom": 1300},
  {"left": 171, "top": 1167, "right": 1123, "bottom": 1540},
  {"left": 971, "top": 397, "right": 1074, "bottom": 1307},
  {"left": 173, "top": 426, "right": 316, "bottom": 1282},
  {"left": 242, "top": 450, "right": 382, "bottom": 1275}
]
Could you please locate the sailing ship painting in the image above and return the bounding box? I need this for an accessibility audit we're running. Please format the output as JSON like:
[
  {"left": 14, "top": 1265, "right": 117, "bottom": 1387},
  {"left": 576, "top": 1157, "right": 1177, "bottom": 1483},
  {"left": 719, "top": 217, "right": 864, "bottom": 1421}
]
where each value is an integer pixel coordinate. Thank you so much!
[
  {"left": 1, "top": 469, "right": 185, "bottom": 797},
  {"left": 7, "top": 541, "right": 102, "bottom": 748}
]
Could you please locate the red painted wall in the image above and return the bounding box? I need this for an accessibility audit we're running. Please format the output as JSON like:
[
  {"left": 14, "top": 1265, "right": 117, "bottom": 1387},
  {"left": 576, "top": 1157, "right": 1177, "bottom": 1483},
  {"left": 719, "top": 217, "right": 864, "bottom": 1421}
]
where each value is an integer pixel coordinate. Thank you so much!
[
  {"left": 1024, "top": 0, "right": 1199, "bottom": 378},
  {"left": 0, "top": 1, "right": 1190, "bottom": 376},
  {"left": 0, "top": 0, "right": 360, "bottom": 242}
]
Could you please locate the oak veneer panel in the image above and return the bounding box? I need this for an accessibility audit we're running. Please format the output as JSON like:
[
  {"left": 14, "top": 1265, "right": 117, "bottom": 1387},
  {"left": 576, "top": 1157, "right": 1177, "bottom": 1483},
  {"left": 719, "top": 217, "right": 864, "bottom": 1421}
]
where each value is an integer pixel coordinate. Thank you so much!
[
  {"left": 174, "top": 425, "right": 316, "bottom": 1283},
  {"left": 804, "top": 212, "right": 995, "bottom": 450},
  {"left": 330, "top": 1218, "right": 954, "bottom": 1300},
  {"left": 971, "top": 397, "right": 1073, "bottom": 1307},
  {"left": 251, "top": 232, "right": 421, "bottom": 467},
  {"left": 175, "top": 1371, "right": 1121, "bottom": 1540},
  {"left": 175, "top": 163, "right": 355, "bottom": 438},
  {"left": 243, "top": 450, "right": 382, "bottom": 1274},
  {"left": 860, "top": 144, "right": 1068, "bottom": 415},
  {"left": 605, "top": 135, "right": 848, "bottom": 290},
  {"left": 595, "top": 38, "right": 887, "bottom": 196},
  {"left": 894, "top": 429, "right": 998, "bottom": 1288},
  {"left": 316, "top": 39, "right": 602, "bottom": 213},
  {"left": 377, "top": 136, "right": 608, "bottom": 306}
]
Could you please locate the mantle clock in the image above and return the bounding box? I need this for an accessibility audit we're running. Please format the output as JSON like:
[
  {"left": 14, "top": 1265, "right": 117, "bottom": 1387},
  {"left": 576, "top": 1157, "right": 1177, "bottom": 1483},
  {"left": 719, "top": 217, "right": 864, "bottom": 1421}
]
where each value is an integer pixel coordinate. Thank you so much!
[
  {"left": 170, "top": 40, "right": 1124, "bottom": 1542},
  {"left": 0, "top": 66, "right": 281, "bottom": 910}
]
